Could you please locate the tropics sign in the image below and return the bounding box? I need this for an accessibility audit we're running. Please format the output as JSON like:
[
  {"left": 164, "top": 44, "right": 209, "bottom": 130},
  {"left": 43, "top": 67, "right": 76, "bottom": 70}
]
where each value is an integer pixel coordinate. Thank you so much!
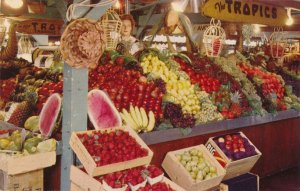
[
  {"left": 16, "top": 19, "right": 64, "bottom": 36},
  {"left": 202, "top": 0, "right": 288, "bottom": 26}
]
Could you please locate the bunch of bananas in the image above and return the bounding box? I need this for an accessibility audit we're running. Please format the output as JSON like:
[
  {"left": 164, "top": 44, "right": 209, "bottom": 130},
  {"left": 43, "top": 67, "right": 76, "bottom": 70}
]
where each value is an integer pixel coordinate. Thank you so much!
[{"left": 120, "top": 105, "right": 155, "bottom": 133}]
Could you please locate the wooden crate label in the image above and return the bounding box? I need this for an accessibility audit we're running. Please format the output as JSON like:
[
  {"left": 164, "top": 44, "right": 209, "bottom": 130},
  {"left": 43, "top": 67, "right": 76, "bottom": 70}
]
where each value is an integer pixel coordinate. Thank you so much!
[{"left": 206, "top": 142, "right": 227, "bottom": 168}]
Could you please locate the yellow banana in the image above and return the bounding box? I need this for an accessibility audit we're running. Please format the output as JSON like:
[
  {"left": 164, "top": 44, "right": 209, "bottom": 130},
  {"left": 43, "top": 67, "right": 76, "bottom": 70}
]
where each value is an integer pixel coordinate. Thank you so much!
[
  {"left": 140, "top": 107, "right": 149, "bottom": 130},
  {"left": 130, "top": 105, "right": 141, "bottom": 128},
  {"left": 134, "top": 106, "right": 143, "bottom": 129},
  {"left": 121, "top": 109, "right": 139, "bottom": 132},
  {"left": 146, "top": 111, "right": 155, "bottom": 132}
]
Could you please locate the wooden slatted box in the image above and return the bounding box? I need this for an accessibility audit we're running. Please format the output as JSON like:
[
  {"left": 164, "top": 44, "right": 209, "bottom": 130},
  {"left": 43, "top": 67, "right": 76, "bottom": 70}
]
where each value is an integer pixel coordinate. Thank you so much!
[
  {"left": 70, "top": 127, "right": 153, "bottom": 177},
  {"left": 205, "top": 132, "right": 262, "bottom": 180},
  {"left": 0, "top": 169, "right": 43, "bottom": 191},
  {"left": 162, "top": 144, "right": 226, "bottom": 191}
]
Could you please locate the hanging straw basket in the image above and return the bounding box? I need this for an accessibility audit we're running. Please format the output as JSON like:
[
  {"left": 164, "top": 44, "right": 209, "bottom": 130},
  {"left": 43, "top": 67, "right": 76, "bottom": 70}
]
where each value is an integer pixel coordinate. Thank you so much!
[
  {"left": 0, "top": 26, "right": 6, "bottom": 45},
  {"left": 203, "top": 19, "right": 226, "bottom": 57},
  {"left": 269, "top": 27, "right": 286, "bottom": 58},
  {"left": 98, "top": 9, "right": 122, "bottom": 50}
]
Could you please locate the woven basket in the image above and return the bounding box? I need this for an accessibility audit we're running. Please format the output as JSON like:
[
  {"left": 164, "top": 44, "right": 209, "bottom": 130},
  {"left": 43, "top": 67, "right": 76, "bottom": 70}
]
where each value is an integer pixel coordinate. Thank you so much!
[
  {"left": 28, "top": 1, "right": 46, "bottom": 14},
  {"left": 98, "top": 9, "right": 122, "bottom": 50},
  {"left": 203, "top": 19, "right": 226, "bottom": 57},
  {"left": 0, "top": 26, "right": 6, "bottom": 45},
  {"left": 269, "top": 28, "right": 286, "bottom": 58}
]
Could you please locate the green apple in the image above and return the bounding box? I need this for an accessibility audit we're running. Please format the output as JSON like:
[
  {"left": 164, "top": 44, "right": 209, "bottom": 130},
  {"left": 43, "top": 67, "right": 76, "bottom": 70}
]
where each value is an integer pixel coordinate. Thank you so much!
[
  {"left": 203, "top": 166, "right": 210, "bottom": 174},
  {"left": 185, "top": 164, "right": 192, "bottom": 172},
  {"left": 197, "top": 151, "right": 203, "bottom": 158},
  {"left": 189, "top": 148, "right": 198, "bottom": 156},
  {"left": 198, "top": 162, "right": 206, "bottom": 170},
  {"left": 191, "top": 156, "right": 198, "bottom": 162},
  {"left": 209, "top": 166, "right": 217, "bottom": 173},
  {"left": 189, "top": 171, "right": 197, "bottom": 180}
]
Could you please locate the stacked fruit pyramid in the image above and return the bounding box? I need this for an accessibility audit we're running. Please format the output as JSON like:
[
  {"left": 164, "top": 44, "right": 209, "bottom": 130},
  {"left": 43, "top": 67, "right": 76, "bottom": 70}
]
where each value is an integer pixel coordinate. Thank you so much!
[{"left": 70, "top": 92, "right": 184, "bottom": 190}]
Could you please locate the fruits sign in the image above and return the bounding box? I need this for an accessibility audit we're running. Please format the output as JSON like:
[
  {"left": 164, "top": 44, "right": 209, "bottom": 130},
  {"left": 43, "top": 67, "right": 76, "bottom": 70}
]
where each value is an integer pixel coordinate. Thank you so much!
[
  {"left": 202, "top": 0, "right": 288, "bottom": 26},
  {"left": 206, "top": 142, "right": 227, "bottom": 167},
  {"left": 16, "top": 19, "right": 63, "bottom": 36}
]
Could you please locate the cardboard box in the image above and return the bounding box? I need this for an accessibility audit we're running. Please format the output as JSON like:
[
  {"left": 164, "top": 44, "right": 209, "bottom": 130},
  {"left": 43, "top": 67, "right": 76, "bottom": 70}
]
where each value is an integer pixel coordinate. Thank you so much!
[
  {"left": 219, "top": 173, "right": 259, "bottom": 191},
  {"left": 70, "top": 127, "right": 153, "bottom": 177},
  {"left": 0, "top": 169, "right": 43, "bottom": 191},
  {"left": 205, "top": 132, "right": 262, "bottom": 180},
  {"left": 162, "top": 144, "right": 226, "bottom": 191}
]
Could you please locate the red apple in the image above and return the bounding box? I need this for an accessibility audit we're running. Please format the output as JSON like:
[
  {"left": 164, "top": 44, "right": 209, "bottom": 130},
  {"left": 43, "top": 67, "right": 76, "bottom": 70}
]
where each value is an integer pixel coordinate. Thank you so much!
[{"left": 225, "top": 135, "right": 232, "bottom": 141}]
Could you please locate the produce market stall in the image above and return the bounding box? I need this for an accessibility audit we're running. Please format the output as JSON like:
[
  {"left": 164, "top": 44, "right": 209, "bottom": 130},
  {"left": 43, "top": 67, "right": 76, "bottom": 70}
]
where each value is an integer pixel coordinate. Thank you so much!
[{"left": 0, "top": 0, "right": 300, "bottom": 190}]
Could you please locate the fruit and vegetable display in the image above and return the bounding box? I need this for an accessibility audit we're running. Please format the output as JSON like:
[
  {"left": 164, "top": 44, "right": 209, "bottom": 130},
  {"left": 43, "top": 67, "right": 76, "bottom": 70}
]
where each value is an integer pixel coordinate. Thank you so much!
[
  {"left": 76, "top": 129, "right": 149, "bottom": 166},
  {"left": 282, "top": 59, "right": 300, "bottom": 80},
  {"left": 213, "top": 133, "right": 257, "bottom": 161},
  {"left": 79, "top": 165, "right": 176, "bottom": 191},
  {"left": 175, "top": 148, "right": 218, "bottom": 181},
  {"left": 0, "top": 129, "right": 56, "bottom": 154},
  {"left": 174, "top": 55, "right": 252, "bottom": 119},
  {"left": 1, "top": 23, "right": 300, "bottom": 138}
]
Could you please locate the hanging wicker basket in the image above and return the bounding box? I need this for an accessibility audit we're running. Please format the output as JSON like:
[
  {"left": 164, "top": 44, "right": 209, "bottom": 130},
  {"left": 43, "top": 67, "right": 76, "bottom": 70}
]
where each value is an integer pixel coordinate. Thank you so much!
[
  {"left": 269, "top": 27, "right": 286, "bottom": 58},
  {"left": 0, "top": 26, "right": 6, "bottom": 46},
  {"left": 98, "top": 9, "right": 122, "bottom": 50},
  {"left": 203, "top": 19, "right": 226, "bottom": 57}
]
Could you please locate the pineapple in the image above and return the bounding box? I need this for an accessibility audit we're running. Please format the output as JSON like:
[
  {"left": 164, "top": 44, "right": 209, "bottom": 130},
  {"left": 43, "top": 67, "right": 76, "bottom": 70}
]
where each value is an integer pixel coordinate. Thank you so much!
[
  {"left": 230, "top": 91, "right": 242, "bottom": 117},
  {"left": 5, "top": 101, "right": 33, "bottom": 127}
]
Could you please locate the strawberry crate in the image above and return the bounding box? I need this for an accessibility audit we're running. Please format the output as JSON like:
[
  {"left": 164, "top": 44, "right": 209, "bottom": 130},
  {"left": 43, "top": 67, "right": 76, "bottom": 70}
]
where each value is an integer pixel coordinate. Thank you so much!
[
  {"left": 205, "top": 132, "right": 262, "bottom": 180},
  {"left": 70, "top": 165, "right": 186, "bottom": 191},
  {"left": 70, "top": 127, "right": 153, "bottom": 177},
  {"left": 0, "top": 151, "right": 56, "bottom": 175},
  {"left": 162, "top": 144, "right": 226, "bottom": 191}
]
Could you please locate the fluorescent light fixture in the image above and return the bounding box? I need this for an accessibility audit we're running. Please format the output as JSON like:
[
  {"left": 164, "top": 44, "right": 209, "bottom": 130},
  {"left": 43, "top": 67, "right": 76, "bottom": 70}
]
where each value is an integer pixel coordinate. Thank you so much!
[
  {"left": 171, "top": 0, "right": 189, "bottom": 12},
  {"left": 253, "top": 24, "right": 260, "bottom": 34},
  {"left": 286, "top": 8, "right": 294, "bottom": 26},
  {"left": 4, "top": 0, "right": 24, "bottom": 9}
]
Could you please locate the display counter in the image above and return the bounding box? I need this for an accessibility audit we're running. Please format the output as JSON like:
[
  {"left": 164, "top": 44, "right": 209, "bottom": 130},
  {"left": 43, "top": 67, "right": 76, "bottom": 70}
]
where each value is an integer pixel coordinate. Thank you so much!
[{"left": 44, "top": 110, "right": 300, "bottom": 190}]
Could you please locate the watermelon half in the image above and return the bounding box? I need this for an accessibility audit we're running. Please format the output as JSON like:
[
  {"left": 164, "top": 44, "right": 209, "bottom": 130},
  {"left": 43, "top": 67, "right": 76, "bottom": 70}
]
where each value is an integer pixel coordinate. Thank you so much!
[
  {"left": 87, "top": 89, "right": 122, "bottom": 129},
  {"left": 39, "top": 93, "right": 62, "bottom": 137}
]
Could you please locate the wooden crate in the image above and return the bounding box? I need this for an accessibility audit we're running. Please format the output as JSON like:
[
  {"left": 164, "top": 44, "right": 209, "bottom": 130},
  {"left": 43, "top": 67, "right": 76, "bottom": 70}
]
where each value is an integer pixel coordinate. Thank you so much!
[
  {"left": 162, "top": 144, "right": 226, "bottom": 191},
  {"left": 0, "top": 151, "right": 56, "bottom": 175},
  {"left": 70, "top": 182, "right": 84, "bottom": 191},
  {"left": 205, "top": 132, "right": 262, "bottom": 180},
  {"left": 0, "top": 169, "right": 43, "bottom": 191},
  {"left": 70, "top": 165, "right": 186, "bottom": 191},
  {"left": 70, "top": 127, "right": 153, "bottom": 177},
  {"left": 70, "top": 165, "right": 103, "bottom": 191}
]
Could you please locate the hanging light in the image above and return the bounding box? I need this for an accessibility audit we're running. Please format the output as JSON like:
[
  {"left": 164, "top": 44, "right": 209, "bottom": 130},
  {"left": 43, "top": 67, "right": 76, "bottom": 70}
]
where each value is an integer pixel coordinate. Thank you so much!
[
  {"left": 171, "top": 0, "right": 189, "bottom": 12},
  {"left": 1, "top": 0, "right": 27, "bottom": 16},
  {"left": 286, "top": 8, "right": 294, "bottom": 26},
  {"left": 114, "top": 0, "right": 121, "bottom": 9},
  {"left": 4, "top": 0, "right": 24, "bottom": 9},
  {"left": 253, "top": 24, "right": 260, "bottom": 34}
]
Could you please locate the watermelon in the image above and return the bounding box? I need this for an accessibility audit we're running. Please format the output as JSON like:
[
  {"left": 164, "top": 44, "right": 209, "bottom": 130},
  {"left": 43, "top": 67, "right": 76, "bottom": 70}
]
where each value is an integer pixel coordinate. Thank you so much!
[
  {"left": 39, "top": 93, "right": 62, "bottom": 137},
  {"left": 87, "top": 89, "right": 121, "bottom": 129}
]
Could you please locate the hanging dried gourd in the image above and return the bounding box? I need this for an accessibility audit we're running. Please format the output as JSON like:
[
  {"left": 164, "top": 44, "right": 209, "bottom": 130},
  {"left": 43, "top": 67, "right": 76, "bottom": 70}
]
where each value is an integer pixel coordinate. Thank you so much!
[
  {"left": 98, "top": 9, "right": 122, "bottom": 50},
  {"left": 60, "top": 18, "right": 106, "bottom": 69},
  {"left": 203, "top": 19, "right": 226, "bottom": 57},
  {"left": 269, "top": 27, "right": 286, "bottom": 58}
]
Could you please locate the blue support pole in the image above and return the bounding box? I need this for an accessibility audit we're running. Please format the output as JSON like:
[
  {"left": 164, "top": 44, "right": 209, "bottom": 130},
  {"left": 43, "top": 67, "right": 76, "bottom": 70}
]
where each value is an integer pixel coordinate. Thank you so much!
[{"left": 60, "top": 63, "right": 88, "bottom": 191}]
